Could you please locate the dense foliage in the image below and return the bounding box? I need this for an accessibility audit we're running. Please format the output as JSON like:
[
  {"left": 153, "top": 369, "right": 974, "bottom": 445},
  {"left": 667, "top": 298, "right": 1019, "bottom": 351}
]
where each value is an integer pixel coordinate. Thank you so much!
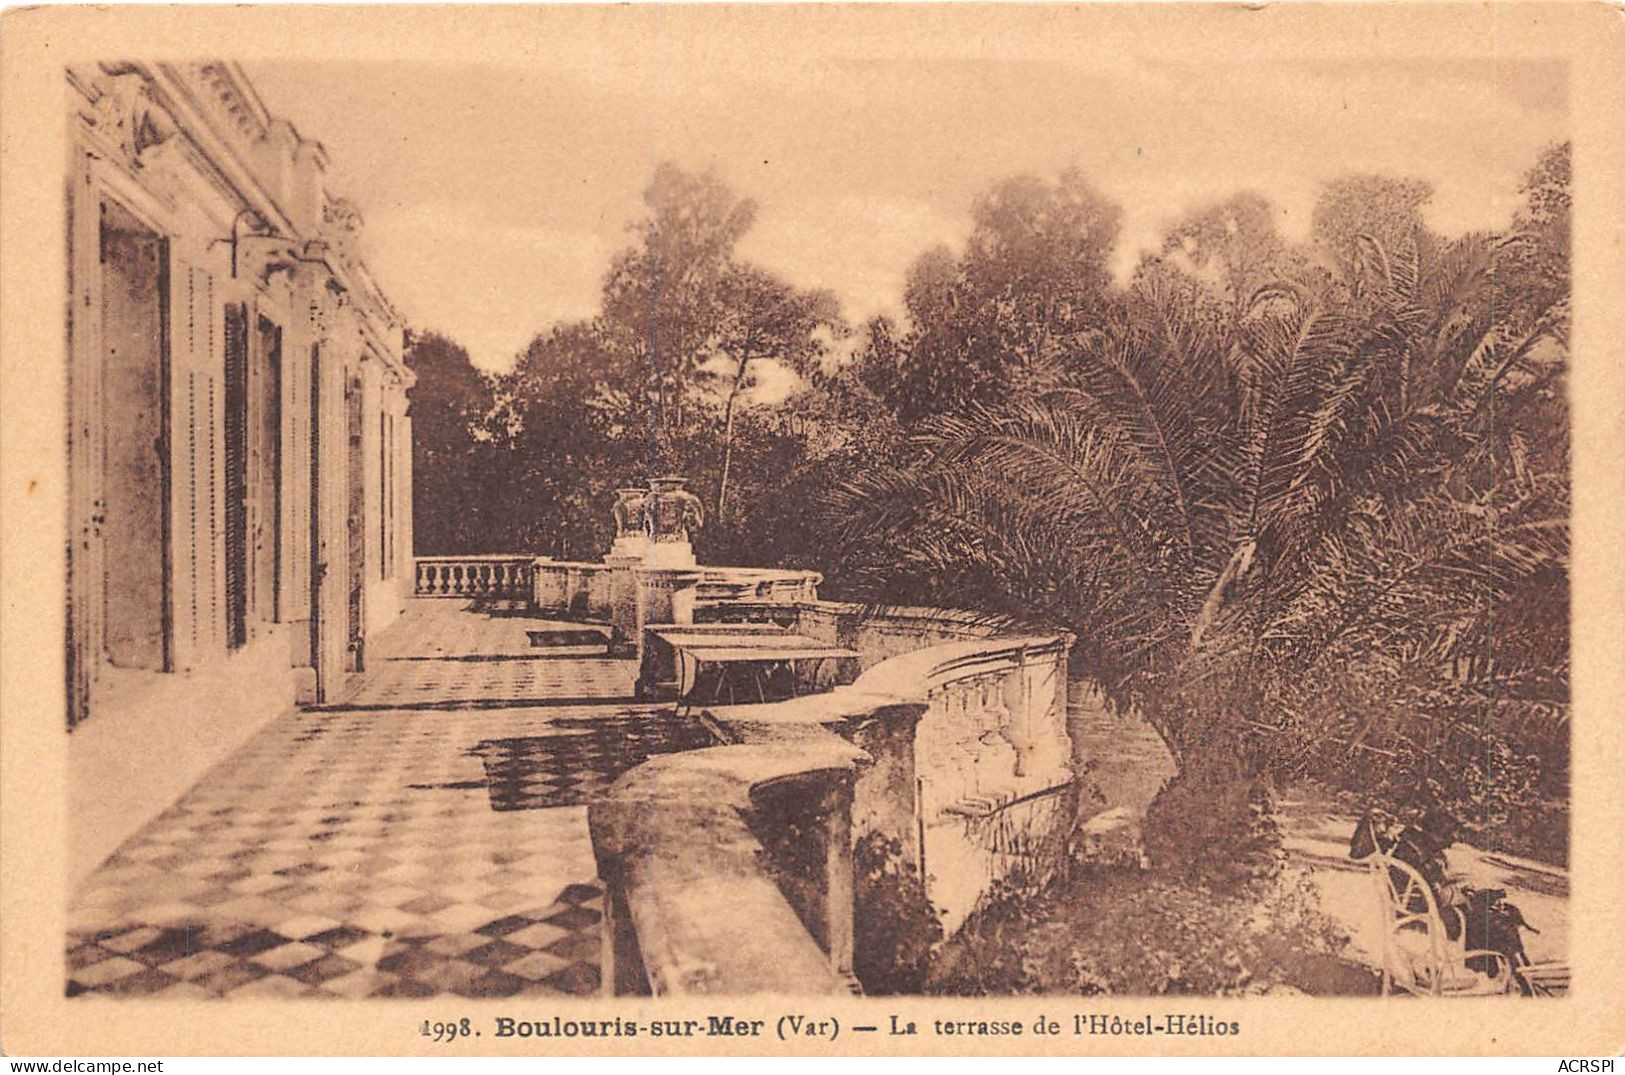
[
  {"left": 826, "top": 147, "right": 1572, "bottom": 867},
  {"left": 409, "top": 145, "right": 1571, "bottom": 865},
  {"left": 927, "top": 868, "right": 1365, "bottom": 996}
]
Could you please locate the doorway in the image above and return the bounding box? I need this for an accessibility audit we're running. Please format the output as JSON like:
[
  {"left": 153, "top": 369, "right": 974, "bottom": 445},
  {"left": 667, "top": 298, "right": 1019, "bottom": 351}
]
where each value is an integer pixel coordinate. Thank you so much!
[{"left": 98, "top": 198, "right": 171, "bottom": 672}]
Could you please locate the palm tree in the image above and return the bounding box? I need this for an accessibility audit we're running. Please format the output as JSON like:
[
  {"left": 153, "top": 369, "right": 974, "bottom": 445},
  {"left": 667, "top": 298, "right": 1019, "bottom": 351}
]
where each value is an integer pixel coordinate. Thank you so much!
[{"left": 824, "top": 160, "right": 1570, "bottom": 871}]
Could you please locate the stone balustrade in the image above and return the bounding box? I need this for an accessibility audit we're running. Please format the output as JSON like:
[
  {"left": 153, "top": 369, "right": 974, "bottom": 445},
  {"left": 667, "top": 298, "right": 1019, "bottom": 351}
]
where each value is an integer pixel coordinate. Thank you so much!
[
  {"left": 695, "top": 567, "right": 822, "bottom": 607},
  {"left": 712, "top": 633, "right": 1075, "bottom": 934},
  {"left": 414, "top": 555, "right": 534, "bottom": 599},
  {"left": 593, "top": 610, "right": 1078, "bottom": 994},
  {"left": 525, "top": 560, "right": 819, "bottom": 632},
  {"left": 415, "top": 541, "right": 1078, "bottom": 988},
  {"left": 530, "top": 558, "right": 614, "bottom": 619}
]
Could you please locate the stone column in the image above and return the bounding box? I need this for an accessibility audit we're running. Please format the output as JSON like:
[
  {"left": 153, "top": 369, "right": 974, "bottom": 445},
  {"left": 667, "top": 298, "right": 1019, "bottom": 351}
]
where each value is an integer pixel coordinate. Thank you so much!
[
  {"left": 605, "top": 486, "right": 651, "bottom": 654},
  {"left": 605, "top": 554, "right": 644, "bottom": 657}
]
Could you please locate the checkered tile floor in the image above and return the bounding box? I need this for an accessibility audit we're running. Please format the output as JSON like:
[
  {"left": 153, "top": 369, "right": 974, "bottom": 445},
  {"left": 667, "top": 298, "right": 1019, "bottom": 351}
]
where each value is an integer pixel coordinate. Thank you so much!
[
  {"left": 475, "top": 714, "right": 717, "bottom": 811},
  {"left": 67, "top": 599, "right": 712, "bottom": 999}
]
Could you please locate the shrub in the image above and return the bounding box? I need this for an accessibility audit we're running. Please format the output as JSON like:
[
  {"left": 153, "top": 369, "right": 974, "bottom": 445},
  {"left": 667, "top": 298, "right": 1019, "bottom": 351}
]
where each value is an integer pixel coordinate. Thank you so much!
[
  {"left": 852, "top": 833, "right": 943, "bottom": 994},
  {"left": 925, "top": 866, "right": 1361, "bottom": 996}
]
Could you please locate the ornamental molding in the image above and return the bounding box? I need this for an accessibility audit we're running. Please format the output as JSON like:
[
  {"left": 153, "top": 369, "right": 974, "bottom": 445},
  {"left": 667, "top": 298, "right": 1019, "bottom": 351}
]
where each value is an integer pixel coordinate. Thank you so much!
[
  {"left": 191, "top": 62, "right": 271, "bottom": 145},
  {"left": 321, "top": 197, "right": 365, "bottom": 261},
  {"left": 84, "top": 72, "right": 177, "bottom": 171}
]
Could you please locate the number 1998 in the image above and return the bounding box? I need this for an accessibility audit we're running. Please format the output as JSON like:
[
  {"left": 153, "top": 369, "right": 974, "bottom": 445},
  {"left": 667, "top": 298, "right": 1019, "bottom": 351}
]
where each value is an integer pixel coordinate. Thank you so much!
[{"left": 421, "top": 1018, "right": 474, "bottom": 1042}]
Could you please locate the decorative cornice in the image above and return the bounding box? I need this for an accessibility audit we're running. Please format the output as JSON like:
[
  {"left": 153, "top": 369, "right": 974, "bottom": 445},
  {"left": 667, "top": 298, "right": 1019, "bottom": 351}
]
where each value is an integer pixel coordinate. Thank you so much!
[
  {"left": 191, "top": 62, "right": 270, "bottom": 144},
  {"left": 321, "top": 197, "right": 364, "bottom": 261},
  {"left": 71, "top": 61, "right": 410, "bottom": 379}
]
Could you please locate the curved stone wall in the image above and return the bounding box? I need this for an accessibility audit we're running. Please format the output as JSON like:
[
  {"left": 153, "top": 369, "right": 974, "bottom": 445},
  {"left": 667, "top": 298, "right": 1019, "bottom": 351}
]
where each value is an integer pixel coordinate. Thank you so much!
[{"left": 591, "top": 611, "right": 1078, "bottom": 994}]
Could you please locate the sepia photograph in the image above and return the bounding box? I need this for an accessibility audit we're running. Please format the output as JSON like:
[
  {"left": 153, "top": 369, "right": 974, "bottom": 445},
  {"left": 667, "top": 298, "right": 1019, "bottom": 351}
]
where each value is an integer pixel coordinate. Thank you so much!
[{"left": 3, "top": 1, "right": 1624, "bottom": 1059}]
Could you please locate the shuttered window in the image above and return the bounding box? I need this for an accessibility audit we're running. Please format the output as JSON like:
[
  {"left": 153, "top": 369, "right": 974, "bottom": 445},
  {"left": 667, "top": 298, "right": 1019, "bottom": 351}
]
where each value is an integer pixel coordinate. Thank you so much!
[
  {"left": 97, "top": 201, "right": 170, "bottom": 674},
  {"left": 223, "top": 303, "right": 249, "bottom": 649}
]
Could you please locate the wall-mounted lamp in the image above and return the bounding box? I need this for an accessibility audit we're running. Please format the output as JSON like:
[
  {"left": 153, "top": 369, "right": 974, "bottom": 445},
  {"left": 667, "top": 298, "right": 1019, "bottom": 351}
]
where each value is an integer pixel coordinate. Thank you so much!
[{"left": 206, "top": 207, "right": 280, "bottom": 279}]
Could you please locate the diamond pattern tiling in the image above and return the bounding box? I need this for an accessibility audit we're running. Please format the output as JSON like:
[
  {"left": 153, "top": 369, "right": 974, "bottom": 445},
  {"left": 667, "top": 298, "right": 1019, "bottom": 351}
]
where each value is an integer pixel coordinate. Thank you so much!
[{"left": 66, "top": 599, "right": 713, "bottom": 999}]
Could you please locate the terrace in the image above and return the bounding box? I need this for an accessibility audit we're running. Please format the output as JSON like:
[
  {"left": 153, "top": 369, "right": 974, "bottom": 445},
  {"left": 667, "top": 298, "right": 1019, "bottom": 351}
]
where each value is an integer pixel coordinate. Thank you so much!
[
  {"left": 66, "top": 501, "right": 1083, "bottom": 998},
  {"left": 67, "top": 490, "right": 1568, "bottom": 1000}
]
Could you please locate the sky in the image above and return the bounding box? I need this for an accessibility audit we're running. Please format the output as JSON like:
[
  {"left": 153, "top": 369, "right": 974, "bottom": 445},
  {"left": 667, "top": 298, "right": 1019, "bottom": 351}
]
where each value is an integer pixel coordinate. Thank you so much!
[{"left": 244, "top": 40, "right": 1565, "bottom": 373}]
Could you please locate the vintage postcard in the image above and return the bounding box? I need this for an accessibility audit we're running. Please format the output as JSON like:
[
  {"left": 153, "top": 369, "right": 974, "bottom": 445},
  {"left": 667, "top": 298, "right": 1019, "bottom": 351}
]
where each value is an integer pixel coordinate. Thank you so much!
[{"left": 2, "top": 1, "right": 1623, "bottom": 1058}]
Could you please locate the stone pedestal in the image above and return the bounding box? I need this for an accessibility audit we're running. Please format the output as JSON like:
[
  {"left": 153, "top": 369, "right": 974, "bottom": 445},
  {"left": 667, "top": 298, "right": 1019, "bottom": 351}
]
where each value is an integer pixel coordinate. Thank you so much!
[
  {"left": 642, "top": 539, "right": 697, "bottom": 570},
  {"left": 605, "top": 553, "right": 644, "bottom": 657},
  {"left": 608, "top": 533, "right": 649, "bottom": 561}
]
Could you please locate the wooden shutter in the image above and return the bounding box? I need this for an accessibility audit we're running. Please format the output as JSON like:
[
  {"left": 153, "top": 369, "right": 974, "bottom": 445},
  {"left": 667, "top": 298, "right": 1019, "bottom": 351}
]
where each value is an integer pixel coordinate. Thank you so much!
[
  {"left": 170, "top": 261, "right": 224, "bottom": 667},
  {"left": 223, "top": 302, "right": 249, "bottom": 648}
]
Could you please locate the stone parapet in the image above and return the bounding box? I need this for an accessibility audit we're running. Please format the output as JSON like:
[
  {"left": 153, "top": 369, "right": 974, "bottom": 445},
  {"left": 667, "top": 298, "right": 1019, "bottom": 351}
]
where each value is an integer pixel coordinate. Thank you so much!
[
  {"left": 707, "top": 633, "right": 1075, "bottom": 933},
  {"left": 592, "top": 617, "right": 1080, "bottom": 995},
  {"left": 590, "top": 742, "right": 865, "bottom": 996},
  {"left": 530, "top": 558, "right": 613, "bottom": 619}
]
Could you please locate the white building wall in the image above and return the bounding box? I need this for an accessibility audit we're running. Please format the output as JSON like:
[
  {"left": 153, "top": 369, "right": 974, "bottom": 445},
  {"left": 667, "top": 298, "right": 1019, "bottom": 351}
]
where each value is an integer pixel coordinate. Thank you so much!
[{"left": 65, "top": 61, "right": 415, "bottom": 883}]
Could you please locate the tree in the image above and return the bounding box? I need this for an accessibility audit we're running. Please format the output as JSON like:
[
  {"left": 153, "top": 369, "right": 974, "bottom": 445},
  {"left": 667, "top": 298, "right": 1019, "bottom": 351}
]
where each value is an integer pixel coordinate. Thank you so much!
[
  {"left": 478, "top": 321, "right": 644, "bottom": 559},
  {"left": 825, "top": 151, "right": 1571, "bottom": 872},
  {"left": 473, "top": 162, "right": 852, "bottom": 560},
  {"left": 404, "top": 330, "right": 495, "bottom": 554},
  {"left": 599, "top": 163, "right": 758, "bottom": 465},
  {"left": 1309, "top": 175, "right": 1435, "bottom": 276},
  {"left": 1155, "top": 191, "right": 1313, "bottom": 310},
  {"left": 884, "top": 170, "right": 1124, "bottom": 423},
  {"left": 706, "top": 265, "right": 842, "bottom": 520}
]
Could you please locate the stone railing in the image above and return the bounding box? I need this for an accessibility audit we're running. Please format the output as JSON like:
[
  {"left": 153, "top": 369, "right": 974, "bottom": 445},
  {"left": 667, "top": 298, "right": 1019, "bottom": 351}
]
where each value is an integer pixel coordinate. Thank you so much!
[
  {"left": 414, "top": 555, "right": 534, "bottom": 599},
  {"left": 592, "top": 611, "right": 1078, "bottom": 994},
  {"left": 530, "top": 559, "right": 615, "bottom": 620},
  {"left": 793, "top": 601, "right": 1012, "bottom": 666},
  {"left": 696, "top": 567, "right": 822, "bottom": 607},
  {"left": 710, "top": 633, "right": 1076, "bottom": 935},
  {"left": 590, "top": 741, "right": 866, "bottom": 996}
]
